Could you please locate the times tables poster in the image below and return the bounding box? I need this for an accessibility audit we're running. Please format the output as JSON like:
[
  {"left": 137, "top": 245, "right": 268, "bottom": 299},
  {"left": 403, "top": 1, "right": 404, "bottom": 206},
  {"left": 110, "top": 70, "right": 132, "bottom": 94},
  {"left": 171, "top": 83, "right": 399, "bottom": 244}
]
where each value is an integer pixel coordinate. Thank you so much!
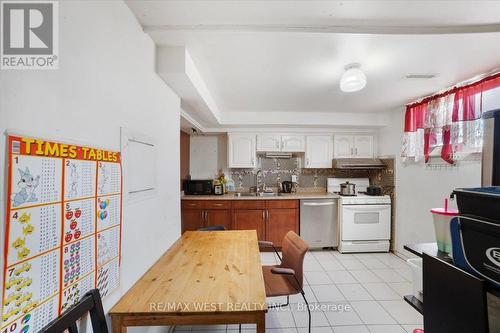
[{"left": 1, "top": 135, "right": 123, "bottom": 333}]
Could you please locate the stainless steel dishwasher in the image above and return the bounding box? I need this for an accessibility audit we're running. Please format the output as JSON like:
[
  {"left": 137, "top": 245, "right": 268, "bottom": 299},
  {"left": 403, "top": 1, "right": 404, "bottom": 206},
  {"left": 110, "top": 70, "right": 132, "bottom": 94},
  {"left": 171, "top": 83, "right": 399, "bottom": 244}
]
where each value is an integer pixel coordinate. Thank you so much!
[{"left": 300, "top": 199, "right": 338, "bottom": 248}]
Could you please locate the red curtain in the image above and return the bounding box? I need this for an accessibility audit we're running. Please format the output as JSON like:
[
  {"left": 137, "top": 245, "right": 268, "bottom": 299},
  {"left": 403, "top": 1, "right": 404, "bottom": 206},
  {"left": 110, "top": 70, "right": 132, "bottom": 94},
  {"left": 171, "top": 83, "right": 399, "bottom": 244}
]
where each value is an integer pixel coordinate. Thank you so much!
[
  {"left": 403, "top": 73, "right": 500, "bottom": 163},
  {"left": 404, "top": 103, "right": 426, "bottom": 132}
]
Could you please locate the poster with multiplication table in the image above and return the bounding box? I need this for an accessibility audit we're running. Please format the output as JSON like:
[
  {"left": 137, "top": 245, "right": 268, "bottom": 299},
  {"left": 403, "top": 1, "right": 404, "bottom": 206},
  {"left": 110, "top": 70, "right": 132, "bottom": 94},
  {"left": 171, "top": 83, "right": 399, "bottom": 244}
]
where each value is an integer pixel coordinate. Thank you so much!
[{"left": 1, "top": 136, "right": 123, "bottom": 333}]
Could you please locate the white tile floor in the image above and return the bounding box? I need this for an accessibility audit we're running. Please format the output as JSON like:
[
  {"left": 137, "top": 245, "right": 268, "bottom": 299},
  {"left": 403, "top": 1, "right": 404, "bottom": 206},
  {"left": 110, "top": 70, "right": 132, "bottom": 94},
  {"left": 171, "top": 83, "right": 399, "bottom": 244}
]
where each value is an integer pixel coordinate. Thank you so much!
[{"left": 173, "top": 250, "right": 423, "bottom": 333}]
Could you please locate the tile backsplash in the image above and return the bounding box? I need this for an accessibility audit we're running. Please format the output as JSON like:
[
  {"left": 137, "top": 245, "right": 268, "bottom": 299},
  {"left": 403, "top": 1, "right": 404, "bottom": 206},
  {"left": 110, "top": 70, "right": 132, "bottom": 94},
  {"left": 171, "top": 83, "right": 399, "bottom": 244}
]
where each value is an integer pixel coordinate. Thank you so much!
[{"left": 229, "top": 156, "right": 395, "bottom": 192}]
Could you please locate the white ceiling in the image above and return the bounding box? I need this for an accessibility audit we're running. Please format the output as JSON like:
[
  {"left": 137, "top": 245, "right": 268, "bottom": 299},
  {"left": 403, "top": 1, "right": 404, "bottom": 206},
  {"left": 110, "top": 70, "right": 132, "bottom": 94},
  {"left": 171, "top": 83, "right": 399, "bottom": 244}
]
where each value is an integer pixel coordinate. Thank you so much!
[
  {"left": 127, "top": 1, "right": 500, "bottom": 27},
  {"left": 126, "top": 1, "right": 500, "bottom": 129}
]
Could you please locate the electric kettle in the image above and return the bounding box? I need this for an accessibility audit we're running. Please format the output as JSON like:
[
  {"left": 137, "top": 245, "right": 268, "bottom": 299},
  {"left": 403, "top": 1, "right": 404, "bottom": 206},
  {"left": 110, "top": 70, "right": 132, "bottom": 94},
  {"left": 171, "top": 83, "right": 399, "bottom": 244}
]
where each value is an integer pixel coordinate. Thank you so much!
[{"left": 281, "top": 181, "right": 293, "bottom": 193}]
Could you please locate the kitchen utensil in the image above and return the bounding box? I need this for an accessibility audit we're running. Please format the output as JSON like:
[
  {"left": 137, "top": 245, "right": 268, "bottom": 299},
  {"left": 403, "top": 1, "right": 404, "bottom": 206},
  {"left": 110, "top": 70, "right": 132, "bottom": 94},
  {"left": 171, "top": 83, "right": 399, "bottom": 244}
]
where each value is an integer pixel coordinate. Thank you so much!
[
  {"left": 282, "top": 181, "right": 293, "bottom": 193},
  {"left": 339, "top": 181, "right": 356, "bottom": 196},
  {"left": 366, "top": 185, "right": 382, "bottom": 196}
]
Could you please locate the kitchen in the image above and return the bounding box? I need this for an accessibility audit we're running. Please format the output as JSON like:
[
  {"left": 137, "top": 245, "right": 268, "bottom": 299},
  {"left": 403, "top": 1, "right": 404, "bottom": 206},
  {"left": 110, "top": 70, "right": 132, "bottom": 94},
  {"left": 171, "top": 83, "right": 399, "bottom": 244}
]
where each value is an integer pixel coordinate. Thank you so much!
[
  {"left": 182, "top": 133, "right": 394, "bottom": 253},
  {"left": 1, "top": 1, "right": 500, "bottom": 333}
]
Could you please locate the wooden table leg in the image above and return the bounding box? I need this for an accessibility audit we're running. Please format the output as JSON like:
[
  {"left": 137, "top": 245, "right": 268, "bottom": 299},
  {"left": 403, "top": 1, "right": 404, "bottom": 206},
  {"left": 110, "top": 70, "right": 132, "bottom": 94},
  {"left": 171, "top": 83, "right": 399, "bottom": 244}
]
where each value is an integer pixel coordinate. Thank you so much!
[
  {"left": 111, "top": 316, "right": 127, "bottom": 333},
  {"left": 256, "top": 312, "right": 265, "bottom": 333}
]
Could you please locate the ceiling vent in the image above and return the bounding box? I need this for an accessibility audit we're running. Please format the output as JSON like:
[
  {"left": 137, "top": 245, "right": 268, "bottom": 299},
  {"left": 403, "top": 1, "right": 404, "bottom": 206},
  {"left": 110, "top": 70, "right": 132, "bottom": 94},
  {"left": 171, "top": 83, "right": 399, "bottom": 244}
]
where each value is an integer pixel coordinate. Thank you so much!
[{"left": 404, "top": 74, "right": 438, "bottom": 79}]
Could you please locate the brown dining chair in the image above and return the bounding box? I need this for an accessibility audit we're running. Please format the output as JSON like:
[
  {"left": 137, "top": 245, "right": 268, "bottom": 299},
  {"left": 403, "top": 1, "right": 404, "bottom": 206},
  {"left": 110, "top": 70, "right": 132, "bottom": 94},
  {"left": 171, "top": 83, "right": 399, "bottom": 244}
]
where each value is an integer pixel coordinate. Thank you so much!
[{"left": 259, "top": 231, "right": 311, "bottom": 333}]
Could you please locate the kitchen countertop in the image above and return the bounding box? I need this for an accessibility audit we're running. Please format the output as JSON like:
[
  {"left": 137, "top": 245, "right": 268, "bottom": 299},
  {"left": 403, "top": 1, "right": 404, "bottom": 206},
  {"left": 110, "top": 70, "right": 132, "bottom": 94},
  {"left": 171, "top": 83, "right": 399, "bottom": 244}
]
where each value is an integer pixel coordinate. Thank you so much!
[{"left": 181, "top": 192, "right": 340, "bottom": 200}]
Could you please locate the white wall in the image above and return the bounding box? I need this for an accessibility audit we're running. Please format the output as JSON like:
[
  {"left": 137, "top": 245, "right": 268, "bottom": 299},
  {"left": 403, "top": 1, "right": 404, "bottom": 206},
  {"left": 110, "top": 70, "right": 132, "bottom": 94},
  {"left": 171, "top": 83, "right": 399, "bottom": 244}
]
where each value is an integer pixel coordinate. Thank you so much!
[
  {"left": 189, "top": 134, "right": 227, "bottom": 179},
  {"left": 0, "top": 1, "right": 180, "bottom": 332},
  {"left": 483, "top": 87, "right": 500, "bottom": 112},
  {"left": 378, "top": 109, "right": 481, "bottom": 256}
]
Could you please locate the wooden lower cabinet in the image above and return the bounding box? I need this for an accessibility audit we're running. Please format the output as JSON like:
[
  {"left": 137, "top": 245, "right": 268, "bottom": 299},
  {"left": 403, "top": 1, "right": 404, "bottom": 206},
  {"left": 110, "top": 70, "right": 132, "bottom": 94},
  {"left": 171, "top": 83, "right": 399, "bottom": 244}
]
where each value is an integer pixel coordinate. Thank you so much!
[
  {"left": 206, "top": 209, "right": 232, "bottom": 230},
  {"left": 181, "top": 199, "right": 299, "bottom": 246},
  {"left": 181, "top": 209, "right": 205, "bottom": 233},
  {"left": 266, "top": 208, "right": 299, "bottom": 247},
  {"left": 181, "top": 200, "right": 232, "bottom": 233},
  {"left": 232, "top": 209, "right": 266, "bottom": 241}
]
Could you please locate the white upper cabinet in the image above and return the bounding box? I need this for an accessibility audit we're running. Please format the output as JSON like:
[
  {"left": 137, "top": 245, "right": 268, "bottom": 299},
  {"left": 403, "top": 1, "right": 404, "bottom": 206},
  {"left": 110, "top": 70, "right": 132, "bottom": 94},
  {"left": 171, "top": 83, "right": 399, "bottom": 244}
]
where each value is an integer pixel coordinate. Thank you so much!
[
  {"left": 353, "top": 135, "right": 374, "bottom": 158},
  {"left": 227, "top": 133, "right": 373, "bottom": 169},
  {"left": 256, "top": 134, "right": 305, "bottom": 152},
  {"left": 256, "top": 134, "right": 281, "bottom": 152},
  {"left": 228, "top": 134, "right": 256, "bottom": 168},
  {"left": 333, "top": 135, "right": 374, "bottom": 158},
  {"left": 333, "top": 135, "right": 354, "bottom": 158},
  {"left": 281, "top": 135, "right": 305, "bottom": 152},
  {"left": 304, "top": 135, "right": 333, "bottom": 168}
]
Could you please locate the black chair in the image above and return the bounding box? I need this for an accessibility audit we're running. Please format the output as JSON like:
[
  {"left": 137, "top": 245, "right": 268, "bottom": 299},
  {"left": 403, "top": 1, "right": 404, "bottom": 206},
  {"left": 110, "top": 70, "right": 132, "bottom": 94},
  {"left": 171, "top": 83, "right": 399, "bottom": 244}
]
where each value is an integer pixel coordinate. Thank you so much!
[
  {"left": 198, "top": 225, "right": 226, "bottom": 231},
  {"left": 40, "top": 289, "right": 108, "bottom": 333}
]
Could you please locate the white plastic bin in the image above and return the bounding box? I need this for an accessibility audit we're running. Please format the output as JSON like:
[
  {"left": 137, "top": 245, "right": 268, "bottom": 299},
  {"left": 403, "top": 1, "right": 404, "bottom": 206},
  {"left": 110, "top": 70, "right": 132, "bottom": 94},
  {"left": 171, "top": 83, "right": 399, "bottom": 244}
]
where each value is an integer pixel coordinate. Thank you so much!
[{"left": 407, "top": 258, "right": 423, "bottom": 302}]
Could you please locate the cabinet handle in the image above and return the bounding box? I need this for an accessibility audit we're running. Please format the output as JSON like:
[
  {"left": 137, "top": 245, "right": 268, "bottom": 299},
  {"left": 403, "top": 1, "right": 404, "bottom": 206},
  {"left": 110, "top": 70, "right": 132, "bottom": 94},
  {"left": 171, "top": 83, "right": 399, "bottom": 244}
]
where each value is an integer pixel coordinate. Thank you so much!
[
  {"left": 355, "top": 148, "right": 358, "bottom": 155},
  {"left": 263, "top": 210, "right": 265, "bottom": 221},
  {"left": 214, "top": 203, "right": 223, "bottom": 206},
  {"left": 306, "top": 158, "right": 310, "bottom": 166}
]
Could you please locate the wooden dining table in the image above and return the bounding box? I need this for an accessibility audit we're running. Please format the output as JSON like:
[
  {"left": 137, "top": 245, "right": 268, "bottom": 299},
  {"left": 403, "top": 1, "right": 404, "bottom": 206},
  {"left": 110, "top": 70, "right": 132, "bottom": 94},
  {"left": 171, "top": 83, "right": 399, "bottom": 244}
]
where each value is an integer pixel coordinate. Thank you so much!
[{"left": 109, "top": 230, "right": 268, "bottom": 333}]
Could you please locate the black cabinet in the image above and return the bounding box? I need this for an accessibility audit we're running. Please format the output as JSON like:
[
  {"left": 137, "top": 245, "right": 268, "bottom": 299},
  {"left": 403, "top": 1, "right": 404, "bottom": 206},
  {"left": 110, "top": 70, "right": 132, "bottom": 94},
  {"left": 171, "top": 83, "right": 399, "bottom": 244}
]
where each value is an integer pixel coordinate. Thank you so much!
[{"left": 404, "top": 243, "right": 499, "bottom": 333}]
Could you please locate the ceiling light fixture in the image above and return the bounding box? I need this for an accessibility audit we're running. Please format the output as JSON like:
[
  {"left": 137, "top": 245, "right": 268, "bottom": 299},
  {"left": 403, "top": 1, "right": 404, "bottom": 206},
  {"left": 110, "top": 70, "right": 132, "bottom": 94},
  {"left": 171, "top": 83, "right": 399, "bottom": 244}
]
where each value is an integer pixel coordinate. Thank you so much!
[{"left": 340, "top": 63, "right": 367, "bottom": 93}]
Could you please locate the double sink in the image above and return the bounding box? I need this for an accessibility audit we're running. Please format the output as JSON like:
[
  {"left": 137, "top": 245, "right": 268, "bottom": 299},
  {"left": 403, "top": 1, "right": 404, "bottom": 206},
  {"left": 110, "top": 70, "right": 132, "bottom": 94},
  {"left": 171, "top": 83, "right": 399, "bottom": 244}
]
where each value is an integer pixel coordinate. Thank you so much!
[{"left": 234, "top": 192, "right": 287, "bottom": 197}]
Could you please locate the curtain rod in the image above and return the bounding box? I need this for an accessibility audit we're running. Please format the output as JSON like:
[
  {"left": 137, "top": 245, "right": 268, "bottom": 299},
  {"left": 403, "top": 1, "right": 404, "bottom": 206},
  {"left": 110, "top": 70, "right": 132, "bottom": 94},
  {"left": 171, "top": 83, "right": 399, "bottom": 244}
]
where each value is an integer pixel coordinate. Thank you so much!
[{"left": 406, "top": 69, "right": 500, "bottom": 108}]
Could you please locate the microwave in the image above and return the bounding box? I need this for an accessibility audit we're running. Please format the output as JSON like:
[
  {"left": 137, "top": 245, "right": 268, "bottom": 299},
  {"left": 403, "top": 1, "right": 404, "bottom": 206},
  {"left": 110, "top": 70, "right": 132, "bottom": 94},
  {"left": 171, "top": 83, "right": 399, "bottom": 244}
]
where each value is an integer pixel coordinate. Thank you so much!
[{"left": 184, "top": 179, "right": 213, "bottom": 195}]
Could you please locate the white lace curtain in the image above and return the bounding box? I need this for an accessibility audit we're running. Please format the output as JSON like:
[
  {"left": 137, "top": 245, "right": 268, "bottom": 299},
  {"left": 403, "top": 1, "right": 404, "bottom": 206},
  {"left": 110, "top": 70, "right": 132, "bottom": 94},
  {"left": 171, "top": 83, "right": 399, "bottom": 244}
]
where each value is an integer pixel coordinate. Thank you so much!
[{"left": 402, "top": 74, "right": 500, "bottom": 164}]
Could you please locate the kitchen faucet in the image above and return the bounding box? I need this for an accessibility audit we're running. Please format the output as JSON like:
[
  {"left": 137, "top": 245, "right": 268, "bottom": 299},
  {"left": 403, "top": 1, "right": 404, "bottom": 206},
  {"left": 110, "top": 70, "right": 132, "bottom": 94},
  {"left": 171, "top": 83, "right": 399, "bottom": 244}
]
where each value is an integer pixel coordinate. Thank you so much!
[{"left": 255, "top": 169, "right": 263, "bottom": 193}]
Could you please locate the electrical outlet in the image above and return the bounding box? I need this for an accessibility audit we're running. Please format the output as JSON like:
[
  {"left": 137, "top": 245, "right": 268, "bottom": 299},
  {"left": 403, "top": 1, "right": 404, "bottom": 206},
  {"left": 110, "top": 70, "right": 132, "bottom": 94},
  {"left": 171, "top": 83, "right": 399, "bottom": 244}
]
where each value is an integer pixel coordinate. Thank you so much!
[{"left": 291, "top": 175, "right": 298, "bottom": 183}]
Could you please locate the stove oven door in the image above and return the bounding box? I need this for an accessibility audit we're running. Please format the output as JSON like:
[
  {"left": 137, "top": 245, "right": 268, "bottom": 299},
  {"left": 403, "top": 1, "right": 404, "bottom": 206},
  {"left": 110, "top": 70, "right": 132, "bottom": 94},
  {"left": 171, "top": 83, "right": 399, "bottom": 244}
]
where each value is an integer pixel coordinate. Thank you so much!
[{"left": 341, "top": 204, "right": 391, "bottom": 241}]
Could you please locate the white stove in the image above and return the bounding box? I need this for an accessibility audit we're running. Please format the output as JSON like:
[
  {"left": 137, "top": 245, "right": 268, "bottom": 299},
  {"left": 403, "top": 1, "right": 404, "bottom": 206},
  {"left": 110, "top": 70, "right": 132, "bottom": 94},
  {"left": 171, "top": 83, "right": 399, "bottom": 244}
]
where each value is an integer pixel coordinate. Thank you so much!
[
  {"left": 328, "top": 178, "right": 391, "bottom": 253},
  {"left": 340, "top": 193, "right": 391, "bottom": 205}
]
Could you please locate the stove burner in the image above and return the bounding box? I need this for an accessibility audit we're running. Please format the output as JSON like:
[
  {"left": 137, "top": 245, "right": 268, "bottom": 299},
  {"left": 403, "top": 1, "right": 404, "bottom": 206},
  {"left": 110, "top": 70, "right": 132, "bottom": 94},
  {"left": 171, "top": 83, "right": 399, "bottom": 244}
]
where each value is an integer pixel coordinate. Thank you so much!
[
  {"left": 358, "top": 191, "right": 383, "bottom": 196},
  {"left": 335, "top": 192, "right": 357, "bottom": 197}
]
